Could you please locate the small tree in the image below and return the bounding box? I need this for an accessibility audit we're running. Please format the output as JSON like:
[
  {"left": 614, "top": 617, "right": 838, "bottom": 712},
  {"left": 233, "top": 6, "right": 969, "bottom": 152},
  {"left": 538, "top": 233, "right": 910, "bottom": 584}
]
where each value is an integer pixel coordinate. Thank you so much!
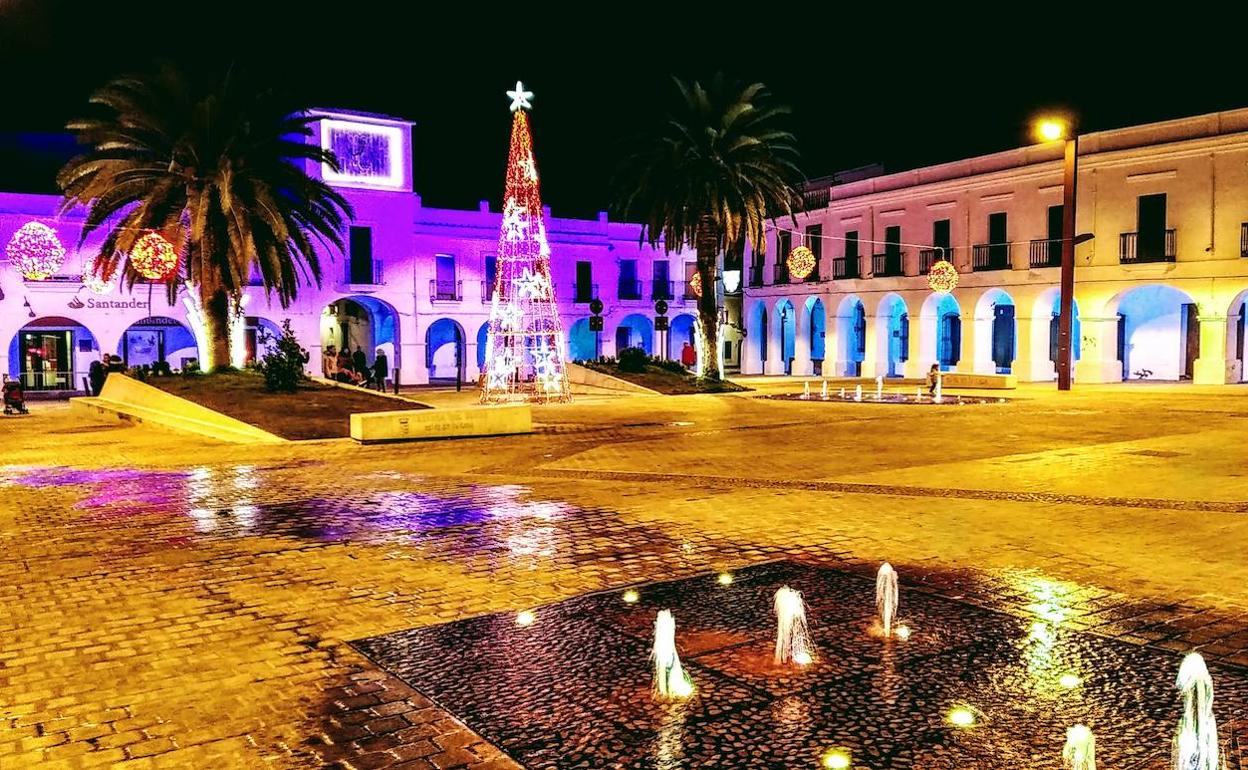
[{"left": 258, "top": 320, "right": 308, "bottom": 393}]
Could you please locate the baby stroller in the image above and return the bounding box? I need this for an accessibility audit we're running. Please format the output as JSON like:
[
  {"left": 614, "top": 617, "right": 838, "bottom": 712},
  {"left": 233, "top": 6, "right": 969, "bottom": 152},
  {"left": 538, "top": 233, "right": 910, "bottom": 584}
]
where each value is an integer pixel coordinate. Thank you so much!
[{"left": 3, "top": 377, "right": 29, "bottom": 415}]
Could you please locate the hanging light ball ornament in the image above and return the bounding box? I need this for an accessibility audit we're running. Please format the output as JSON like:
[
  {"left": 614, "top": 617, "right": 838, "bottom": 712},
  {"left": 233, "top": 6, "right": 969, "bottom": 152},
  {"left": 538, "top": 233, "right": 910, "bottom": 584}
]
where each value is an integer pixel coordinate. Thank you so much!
[
  {"left": 6, "top": 221, "right": 66, "bottom": 280},
  {"left": 130, "top": 232, "right": 178, "bottom": 281},
  {"left": 81, "top": 258, "right": 115, "bottom": 295},
  {"left": 786, "top": 246, "right": 817, "bottom": 281},
  {"left": 689, "top": 272, "right": 703, "bottom": 299},
  {"left": 927, "top": 259, "right": 959, "bottom": 294}
]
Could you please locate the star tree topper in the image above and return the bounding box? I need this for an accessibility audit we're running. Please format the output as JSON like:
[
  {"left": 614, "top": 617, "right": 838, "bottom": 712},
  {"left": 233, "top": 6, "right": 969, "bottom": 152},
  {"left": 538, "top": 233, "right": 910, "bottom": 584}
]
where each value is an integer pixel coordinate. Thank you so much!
[{"left": 507, "top": 81, "right": 533, "bottom": 112}]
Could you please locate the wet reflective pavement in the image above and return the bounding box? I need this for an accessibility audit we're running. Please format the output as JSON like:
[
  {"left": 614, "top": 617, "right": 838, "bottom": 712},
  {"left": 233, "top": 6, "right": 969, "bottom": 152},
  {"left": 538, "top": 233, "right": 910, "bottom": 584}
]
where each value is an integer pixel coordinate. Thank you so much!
[
  {"left": 355, "top": 561, "right": 1248, "bottom": 769},
  {"left": 6, "top": 383, "right": 1248, "bottom": 769}
]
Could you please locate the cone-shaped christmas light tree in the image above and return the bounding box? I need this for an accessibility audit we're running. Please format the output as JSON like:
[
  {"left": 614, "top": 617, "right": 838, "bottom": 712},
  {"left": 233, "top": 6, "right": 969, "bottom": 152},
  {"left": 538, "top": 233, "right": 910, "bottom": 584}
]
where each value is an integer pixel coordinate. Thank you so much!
[{"left": 481, "top": 81, "right": 572, "bottom": 403}]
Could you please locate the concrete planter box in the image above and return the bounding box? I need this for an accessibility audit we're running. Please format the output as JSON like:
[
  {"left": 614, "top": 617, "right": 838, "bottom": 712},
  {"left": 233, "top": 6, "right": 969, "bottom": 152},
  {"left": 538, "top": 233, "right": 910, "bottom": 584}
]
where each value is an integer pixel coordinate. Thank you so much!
[{"left": 350, "top": 404, "right": 532, "bottom": 443}]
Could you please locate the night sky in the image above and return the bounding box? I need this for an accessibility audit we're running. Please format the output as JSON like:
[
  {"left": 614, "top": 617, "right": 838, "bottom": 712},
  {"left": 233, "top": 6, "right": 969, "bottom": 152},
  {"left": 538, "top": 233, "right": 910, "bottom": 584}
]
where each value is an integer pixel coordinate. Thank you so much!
[{"left": 1, "top": 1, "right": 1243, "bottom": 219}]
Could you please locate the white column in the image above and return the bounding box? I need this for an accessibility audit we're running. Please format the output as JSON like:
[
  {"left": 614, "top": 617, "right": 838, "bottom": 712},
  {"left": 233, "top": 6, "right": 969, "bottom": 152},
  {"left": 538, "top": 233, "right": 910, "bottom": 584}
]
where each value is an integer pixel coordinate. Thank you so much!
[
  {"left": 1074, "top": 316, "right": 1122, "bottom": 383},
  {"left": 859, "top": 315, "right": 879, "bottom": 378},
  {"left": 957, "top": 312, "right": 981, "bottom": 374},
  {"left": 1193, "top": 313, "right": 1230, "bottom": 385},
  {"left": 1011, "top": 316, "right": 1039, "bottom": 381}
]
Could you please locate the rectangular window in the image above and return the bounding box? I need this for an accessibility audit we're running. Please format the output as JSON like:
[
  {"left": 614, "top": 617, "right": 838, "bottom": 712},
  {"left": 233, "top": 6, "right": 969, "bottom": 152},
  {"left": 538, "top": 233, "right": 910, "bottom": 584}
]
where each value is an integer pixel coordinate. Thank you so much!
[
  {"left": 1137, "top": 193, "right": 1167, "bottom": 259},
  {"left": 988, "top": 212, "right": 1008, "bottom": 264},
  {"left": 576, "top": 261, "right": 593, "bottom": 302},
  {"left": 434, "top": 254, "right": 456, "bottom": 300},
  {"left": 485, "top": 256, "right": 498, "bottom": 293},
  {"left": 652, "top": 260, "right": 672, "bottom": 299},
  {"left": 619, "top": 259, "right": 640, "bottom": 299},
  {"left": 805, "top": 224, "right": 822, "bottom": 278},
  {"left": 933, "top": 219, "right": 950, "bottom": 249},
  {"left": 348, "top": 226, "right": 373, "bottom": 284},
  {"left": 845, "top": 230, "right": 859, "bottom": 258},
  {"left": 884, "top": 225, "right": 901, "bottom": 256}
]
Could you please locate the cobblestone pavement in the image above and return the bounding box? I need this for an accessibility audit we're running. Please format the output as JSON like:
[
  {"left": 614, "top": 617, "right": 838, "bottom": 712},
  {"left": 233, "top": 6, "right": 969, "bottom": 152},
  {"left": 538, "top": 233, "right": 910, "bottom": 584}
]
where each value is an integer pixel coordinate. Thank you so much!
[{"left": 1, "top": 384, "right": 1247, "bottom": 768}]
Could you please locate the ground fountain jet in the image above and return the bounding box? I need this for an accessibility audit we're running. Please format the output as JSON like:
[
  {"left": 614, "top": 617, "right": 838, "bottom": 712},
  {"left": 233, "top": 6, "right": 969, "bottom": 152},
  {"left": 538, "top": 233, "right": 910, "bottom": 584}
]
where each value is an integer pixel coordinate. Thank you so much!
[
  {"left": 854, "top": 384, "right": 863, "bottom": 402},
  {"left": 821, "top": 380, "right": 829, "bottom": 400},
  {"left": 1063, "top": 724, "right": 1096, "bottom": 770},
  {"left": 652, "top": 610, "right": 693, "bottom": 700},
  {"left": 875, "top": 375, "right": 884, "bottom": 400},
  {"left": 802, "top": 381, "right": 811, "bottom": 399},
  {"left": 876, "top": 563, "right": 899, "bottom": 637},
  {"left": 1174, "top": 652, "right": 1220, "bottom": 770},
  {"left": 934, "top": 377, "right": 943, "bottom": 404},
  {"left": 773, "top": 587, "right": 813, "bottom": 666}
]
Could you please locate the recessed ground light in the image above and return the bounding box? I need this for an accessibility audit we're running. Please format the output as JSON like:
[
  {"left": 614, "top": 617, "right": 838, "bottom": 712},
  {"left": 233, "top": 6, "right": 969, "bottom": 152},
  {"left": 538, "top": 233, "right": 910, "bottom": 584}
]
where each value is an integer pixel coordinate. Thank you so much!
[
  {"left": 948, "top": 706, "right": 976, "bottom": 727},
  {"left": 1060, "top": 673, "right": 1082, "bottom": 689},
  {"left": 622, "top": 589, "right": 640, "bottom": 604},
  {"left": 515, "top": 610, "right": 536, "bottom": 627},
  {"left": 717, "top": 572, "right": 734, "bottom": 586},
  {"left": 821, "top": 749, "right": 851, "bottom": 768}
]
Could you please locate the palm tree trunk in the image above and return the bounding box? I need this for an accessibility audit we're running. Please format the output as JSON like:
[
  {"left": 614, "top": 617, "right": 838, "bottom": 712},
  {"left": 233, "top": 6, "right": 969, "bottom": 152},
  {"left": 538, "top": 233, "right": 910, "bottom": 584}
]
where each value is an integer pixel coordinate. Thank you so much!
[
  {"left": 198, "top": 276, "right": 232, "bottom": 371},
  {"left": 694, "top": 215, "right": 721, "bottom": 379}
]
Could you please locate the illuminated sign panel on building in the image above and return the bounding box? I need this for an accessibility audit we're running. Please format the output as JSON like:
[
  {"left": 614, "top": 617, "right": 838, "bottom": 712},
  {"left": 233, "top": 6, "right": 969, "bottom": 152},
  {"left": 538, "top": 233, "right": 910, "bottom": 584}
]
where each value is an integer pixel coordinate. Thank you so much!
[{"left": 319, "top": 119, "right": 406, "bottom": 190}]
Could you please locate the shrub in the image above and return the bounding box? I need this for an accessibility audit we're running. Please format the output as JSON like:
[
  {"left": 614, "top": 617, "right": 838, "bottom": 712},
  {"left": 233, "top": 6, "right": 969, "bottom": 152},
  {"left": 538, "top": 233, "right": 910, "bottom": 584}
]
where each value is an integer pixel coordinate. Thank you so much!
[
  {"left": 258, "top": 320, "right": 309, "bottom": 393},
  {"left": 617, "top": 346, "right": 648, "bottom": 373},
  {"left": 652, "top": 357, "right": 688, "bottom": 375}
]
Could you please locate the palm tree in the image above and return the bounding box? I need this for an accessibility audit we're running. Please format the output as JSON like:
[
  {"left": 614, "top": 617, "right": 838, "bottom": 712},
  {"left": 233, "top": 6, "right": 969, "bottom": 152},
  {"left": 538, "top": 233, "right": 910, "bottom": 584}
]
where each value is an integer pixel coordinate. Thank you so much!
[
  {"left": 615, "top": 74, "right": 802, "bottom": 378},
  {"left": 58, "top": 65, "right": 352, "bottom": 370}
]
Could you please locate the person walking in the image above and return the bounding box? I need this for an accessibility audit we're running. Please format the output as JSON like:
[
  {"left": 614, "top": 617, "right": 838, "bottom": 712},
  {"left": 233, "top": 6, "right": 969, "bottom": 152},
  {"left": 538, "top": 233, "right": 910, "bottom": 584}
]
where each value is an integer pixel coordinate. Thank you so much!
[
  {"left": 88, "top": 353, "right": 107, "bottom": 396},
  {"left": 372, "top": 348, "right": 389, "bottom": 392},
  {"left": 925, "top": 364, "right": 940, "bottom": 395}
]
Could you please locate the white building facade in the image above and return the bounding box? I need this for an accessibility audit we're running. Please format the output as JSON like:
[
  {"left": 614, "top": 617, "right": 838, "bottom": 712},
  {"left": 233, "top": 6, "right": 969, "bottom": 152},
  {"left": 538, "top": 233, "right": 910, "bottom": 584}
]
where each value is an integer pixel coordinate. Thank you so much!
[
  {"left": 744, "top": 108, "right": 1248, "bottom": 385},
  {"left": 0, "top": 110, "right": 706, "bottom": 392}
]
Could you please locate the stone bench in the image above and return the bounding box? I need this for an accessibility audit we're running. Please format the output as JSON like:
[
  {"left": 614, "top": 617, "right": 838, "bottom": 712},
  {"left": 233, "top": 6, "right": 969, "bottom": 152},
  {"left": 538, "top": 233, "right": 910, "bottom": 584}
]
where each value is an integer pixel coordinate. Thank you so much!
[
  {"left": 939, "top": 372, "right": 1018, "bottom": 390},
  {"left": 349, "top": 404, "right": 533, "bottom": 443}
]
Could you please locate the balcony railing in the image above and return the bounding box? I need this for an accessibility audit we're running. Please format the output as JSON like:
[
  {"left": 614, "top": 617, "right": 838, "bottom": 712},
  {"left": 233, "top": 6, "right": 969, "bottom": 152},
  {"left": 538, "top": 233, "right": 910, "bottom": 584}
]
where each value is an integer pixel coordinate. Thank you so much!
[
  {"left": 800, "top": 188, "right": 830, "bottom": 211},
  {"left": 571, "top": 282, "right": 598, "bottom": 303},
  {"left": 748, "top": 264, "right": 764, "bottom": 287},
  {"left": 972, "top": 243, "right": 1013, "bottom": 271},
  {"left": 773, "top": 264, "right": 790, "bottom": 284},
  {"left": 872, "top": 252, "right": 904, "bottom": 277},
  {"left": 652, "top": 279, "right": 674, "bottom": 300},
  {"left": 430, "top": 279, "right": 462, "bottom": 301},
  {"left": 481, "top": 280, "right": 494, "bottom": 302},
  {"left": 618, "top": 279, "right": 643, "bottom": 300},
  {"left": 1029, "top": 239, "right": 1062, "bottom": 268},
  {"left": 1240, "top": 223, "right": 1248, "bottom": 258},
  {"left": 346, "top": 260, "right": 384, "bottom": 285},
  {"left": 918, "top": 247, "right": 952, "bottom": 274},
  {"left": 832, "top": 255, "right": 860, "bottom": 280},
  {"left": 1119, "top": 230, "right": 1176, "bottom": 264}
]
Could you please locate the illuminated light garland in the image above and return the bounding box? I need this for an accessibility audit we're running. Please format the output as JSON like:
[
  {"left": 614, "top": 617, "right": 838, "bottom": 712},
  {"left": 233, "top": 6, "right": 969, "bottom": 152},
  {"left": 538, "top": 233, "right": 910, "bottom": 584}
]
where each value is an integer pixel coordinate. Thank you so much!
[
  {"left": 480, "top": 82, "right": 572, "bottom": 404},
  {"left": 81, "top": 257, "right": 116, "bottom": 295},
  {"left": 130, "top": 232, "right": 179, "bottom": 281},
  {"left": 927, "top": 259, "right": 959, "bottom": 294},
  {"left": 786, "top": 246, "right": 816, "bottom": 281},
  {"left": 688, "top": 272, "right": 702, "bottom": 299},
  {"left": 6, "top": 221, "right": 66, "bottom": 280}
]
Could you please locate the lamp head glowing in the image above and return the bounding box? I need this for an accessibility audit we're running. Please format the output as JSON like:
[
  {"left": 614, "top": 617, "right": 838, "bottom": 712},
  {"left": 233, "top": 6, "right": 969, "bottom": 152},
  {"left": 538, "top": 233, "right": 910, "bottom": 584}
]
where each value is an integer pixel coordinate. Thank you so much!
[
  {"left": 948, "top": 706, "right": 976, "bottom": 727},
  {"left": 1036, "top": 118, "right": 1068, "bottom": 143}
]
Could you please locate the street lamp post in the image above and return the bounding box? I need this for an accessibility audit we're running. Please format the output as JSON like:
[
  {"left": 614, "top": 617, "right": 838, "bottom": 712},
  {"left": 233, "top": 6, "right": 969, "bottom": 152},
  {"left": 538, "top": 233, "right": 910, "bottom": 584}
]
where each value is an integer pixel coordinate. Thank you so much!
[
  {"left": 780, "top": 305, "right": 789, "bottom": 375},
  {"left": 1037, "top": 118, "right": 1078, "bottom": 391}
]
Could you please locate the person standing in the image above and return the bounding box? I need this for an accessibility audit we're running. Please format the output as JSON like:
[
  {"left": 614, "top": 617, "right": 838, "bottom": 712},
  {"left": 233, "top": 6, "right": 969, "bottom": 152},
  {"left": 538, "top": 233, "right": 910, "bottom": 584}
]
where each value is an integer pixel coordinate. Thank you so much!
[
  {"left": 680, "top": 341, "right": 697, "bottom": 369},
  {"left": 88, "top": 353, "right": 107, "bottom": 396},
  {"left": 352, "top": 346, "right": 368, "bottom": 378},
  {"left": 372, "top": 348, "right": 389, "bottom": 392},
  {"left": 322, "top": 345, "right": 337, "bottom": 379}
]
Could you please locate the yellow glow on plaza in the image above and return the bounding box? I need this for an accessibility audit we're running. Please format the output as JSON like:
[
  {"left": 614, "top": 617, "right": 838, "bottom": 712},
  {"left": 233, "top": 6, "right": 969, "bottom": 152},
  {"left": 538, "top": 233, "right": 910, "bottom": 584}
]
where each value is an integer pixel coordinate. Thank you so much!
[
  {"left": 717, "top": 572, "right": 734, "bottom": 586},
  {"left": 821, "top": 749, "right": 851, "bottom": 768},
  {"left": 622, "top": 589, "right": 640, "bottom": 604},
  {"left": 515, "top": 610, "right": 536, "bottom": 627},
  {"left": 1036, "top": 118, "right": 1068, "bottom": 142}
]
